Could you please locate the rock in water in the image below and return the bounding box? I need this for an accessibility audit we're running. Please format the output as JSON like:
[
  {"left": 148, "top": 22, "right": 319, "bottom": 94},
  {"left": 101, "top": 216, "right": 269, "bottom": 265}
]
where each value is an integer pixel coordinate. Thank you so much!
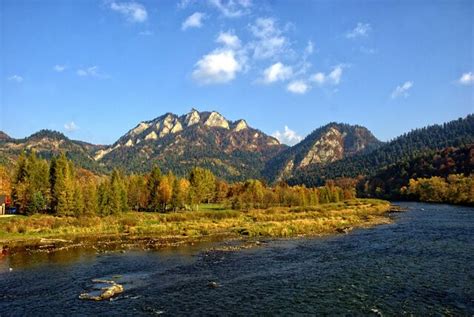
[
  {"left": 336, "top": 226, "right": 353, "bottom": 234},
  {"left": 79, "top": 279, "right": 124, "bottom": 301},
  {"left": 207, "top": 281, "right": 219, "bottom": 289}
]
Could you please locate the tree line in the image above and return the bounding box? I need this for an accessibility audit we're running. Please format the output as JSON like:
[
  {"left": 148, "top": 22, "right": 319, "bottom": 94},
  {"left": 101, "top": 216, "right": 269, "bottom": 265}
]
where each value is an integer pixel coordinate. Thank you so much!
[
  {"left": 10, "top": 152, "right": 355, "bottom": 216},
  {"left": 356, "top": 145, "right": 473, "bottom": 205},
  {"left": 289, "top": 115, "right": 473, "bottom": 187},
  {"left": 402, "top": 175, "right": 473, "bottom": 205}
]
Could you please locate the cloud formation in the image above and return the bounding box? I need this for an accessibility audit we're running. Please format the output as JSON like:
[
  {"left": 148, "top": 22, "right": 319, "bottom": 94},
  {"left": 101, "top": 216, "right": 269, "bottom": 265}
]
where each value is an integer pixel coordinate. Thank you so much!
[
  {"left": 346, "top": 22, "right": 371, "bottom": 38},
  {"left": 309, "top": 65, "right": 344, "bottom": 86},
  {"left": 77, "top": 66, "right": 108, "bottom": 78},
  {"left": 110, "top": 1, "right": 147, "bottom": 23},
  {"left": 53, "top": 65, "right": 67, "bottom": 72},
  {"left": 458, "top": 72, "right": 474, "bottom": 85},
  {"left": 216, "top": 31, "right": 241, "bottom": 48},
  {"left": 287, "top": 80, "right": 309, "bottom": 94},
  {"left": 304, "top": 40, "right": 314, "bottom": 56},
  {"left": 7, "top": 75, "right": 24, "bottom": 83},
  {"left": 391, "top": 81, "right": 413, "bottom": 99},
  {"left": 249, "top": 18, "right": 289, "bottom": 59},
  {"left": 272, "top": 126, "right": 303, "bottom": 145},
  {"left": 182, "top": 12, "right": 206, "bottom": 30},
  {"left": 208, "top": 0, "right": 252, "bottom": 18},
  {"left": 192, "top": 49, "right": 242, "bottom": 84},
  {"left": 261, "top": 62, "right": 292, "bottom": 84},
  {"left": 64, "top": 121, "right": 79, "bottom": 132}
]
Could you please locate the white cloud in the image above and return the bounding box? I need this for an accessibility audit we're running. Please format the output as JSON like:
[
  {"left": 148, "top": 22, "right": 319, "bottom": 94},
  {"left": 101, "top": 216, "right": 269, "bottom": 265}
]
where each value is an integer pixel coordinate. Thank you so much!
[
  {"left": 249, "top": 17, "right": 289, "bottom": 59},
  {"left": 309, "top": 64, "right": 344, "bottom": 86},
  {"left": 77, "top": 66, "right": 108, "bottom": 78},
  {"left": 328, "top": 65, "right": 343, "bottom": 85},
  {"left": 208, "top": 0, "right": 252, "bottom": 18},
  {"left": 310, "top": 72, "right": 325, "bottom": 85},
  {"left": 272, "top": 126, "right": 303, "bottom": 145},
  {"left": 110, "top": 1, "right": 147, "bottom": 23},
  {"left": 261, "top": 62, "right": 292, "bottom": 84},
  {"left": 216, "top": 31, "right": 241, "bottom": 48},
  {"left": 192, "top": 49, "right": 242, "bottom": 84},
  {"left": 64, "top": 121, "right": 79, "bottom": 132},
  {"left": 7, "top": 75, "right": 23, "bottom": 83},
  {"left": 53, "top": 65, "right": 67, "bottom": 72},
  {"left": 391, "top": 81, "right": 413, "bottom": 99},
  {"left": 346, "top": 22, "right": 371, "bottom": 39},
  {"left": 304, "top": 40, "right": 314, "bottom": 56},
  {"left": 458, "top": 72, "right": 474, "bottom": 85},
  {"left": 182, "top": 12, "right": 205, "bottom": 30},
  {"left": 287, "top": 80, "right": 309, "bottom": 94}
]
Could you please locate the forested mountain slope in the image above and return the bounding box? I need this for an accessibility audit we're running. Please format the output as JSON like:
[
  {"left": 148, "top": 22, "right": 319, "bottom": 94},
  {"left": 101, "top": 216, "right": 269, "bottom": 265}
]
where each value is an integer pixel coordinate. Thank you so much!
[{"left": 288, "top": 115, "right": 474, "bottom": 186}]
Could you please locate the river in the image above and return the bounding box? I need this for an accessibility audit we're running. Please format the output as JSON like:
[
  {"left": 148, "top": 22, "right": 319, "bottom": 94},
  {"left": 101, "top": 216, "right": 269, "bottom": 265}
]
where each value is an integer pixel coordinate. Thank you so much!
[{"left": 0, "top": 202, "right": 473, "bottom": 316}]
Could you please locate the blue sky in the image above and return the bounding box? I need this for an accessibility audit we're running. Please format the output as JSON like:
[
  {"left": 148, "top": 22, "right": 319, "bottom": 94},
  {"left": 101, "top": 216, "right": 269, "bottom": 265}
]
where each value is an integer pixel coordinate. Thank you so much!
[{"left": 1, "top": 0, "right": 473, "bottom": 145}]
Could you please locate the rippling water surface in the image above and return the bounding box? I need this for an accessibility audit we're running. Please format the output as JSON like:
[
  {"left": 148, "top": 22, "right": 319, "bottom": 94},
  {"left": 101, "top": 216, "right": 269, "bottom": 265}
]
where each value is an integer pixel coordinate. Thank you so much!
[{"left": 1, "top": 202, "right": 473, "bottom": 316}]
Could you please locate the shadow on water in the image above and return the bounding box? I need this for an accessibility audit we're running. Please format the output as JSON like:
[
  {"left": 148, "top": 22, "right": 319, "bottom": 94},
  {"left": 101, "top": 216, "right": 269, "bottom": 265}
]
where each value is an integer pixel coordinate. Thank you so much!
[{"left": 0, "top": 202, "right": 473, "bottom": 316}]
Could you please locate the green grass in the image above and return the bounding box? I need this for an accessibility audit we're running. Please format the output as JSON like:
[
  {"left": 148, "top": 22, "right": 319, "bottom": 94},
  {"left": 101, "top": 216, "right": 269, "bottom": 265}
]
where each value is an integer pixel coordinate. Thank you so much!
[{"left": 0, "top": 199, "right": 391, "bottom": 244}]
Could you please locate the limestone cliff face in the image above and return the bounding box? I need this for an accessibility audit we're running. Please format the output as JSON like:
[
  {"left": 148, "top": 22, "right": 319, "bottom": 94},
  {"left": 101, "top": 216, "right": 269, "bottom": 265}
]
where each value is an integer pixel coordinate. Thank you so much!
[
  {"left": 263, "top": 123, "right": 383, "bottom": 182},
  {"left": 92, "top": 109, "right": 285, "bottom": 180},
  {"left": 298, "top": 127, "right": 344, "bottom": 167},
  {"left": 204, "top": 112, "right": 230, "bottom": 129},
  {"left": 233, "top": 119, "right": 248, "bottom": 132},
  {"left": 184, "top": 109, "right": 200, "bottom": 127},
  {"left": 95, "top": 109, "right": 282, "bottom": 161}
]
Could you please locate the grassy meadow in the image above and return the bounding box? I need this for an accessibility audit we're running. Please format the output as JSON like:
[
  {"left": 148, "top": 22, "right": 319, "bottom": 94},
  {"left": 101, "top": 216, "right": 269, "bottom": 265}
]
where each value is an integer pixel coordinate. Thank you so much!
[{"left": 0, "top": 199, "right": 391, "bottom": 247}]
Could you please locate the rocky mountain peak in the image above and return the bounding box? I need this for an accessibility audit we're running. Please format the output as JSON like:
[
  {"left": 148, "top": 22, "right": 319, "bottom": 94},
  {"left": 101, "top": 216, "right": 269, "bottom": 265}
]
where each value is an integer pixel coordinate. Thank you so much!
[
  {"left": 203, "top": 111, "right": 229, "bottom": 129},
  {"left": 299, "top": 126, "right": 343, "bottom": 167},
  {"left": 184, "top": 108, "right": 201, "bottom": 127},
  {"left": 233, "top": 119, "right": 248, "bottom": 132},
  {"left": 262, "top": 122, "right": 383, "bottom": 182},
  {"left": 130, "top": 122, "right": 150, "bottom": 136}
]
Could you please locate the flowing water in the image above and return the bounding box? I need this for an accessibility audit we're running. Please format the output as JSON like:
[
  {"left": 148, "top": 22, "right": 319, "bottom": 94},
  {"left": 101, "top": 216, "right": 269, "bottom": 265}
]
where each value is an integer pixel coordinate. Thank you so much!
[{"left": 0, "top": 202, "right": 473, "bottom": 316}]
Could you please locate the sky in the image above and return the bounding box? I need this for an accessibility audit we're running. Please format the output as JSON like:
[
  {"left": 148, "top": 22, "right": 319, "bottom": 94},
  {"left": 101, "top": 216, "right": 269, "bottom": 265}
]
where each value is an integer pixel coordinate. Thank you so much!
[{"left": 1, "top": 0, "right": 473, "bottom": 145}]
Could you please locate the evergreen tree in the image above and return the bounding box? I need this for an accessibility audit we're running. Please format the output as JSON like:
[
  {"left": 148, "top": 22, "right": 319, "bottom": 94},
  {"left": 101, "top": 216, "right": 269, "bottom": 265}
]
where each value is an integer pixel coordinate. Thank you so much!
[
  {"left": 147, "top": 166, "right": 162, "bottom": 211},
  {"left": 72, "top": 185, "right": 85, "bottom": 216},
  {"left": 50, "top": 153, "right": 75, "bottom": 216},
  {"left": 83, "top": 182, "right": 99, "bottom": 215},
  {"left": 11, "top": 152, "right": 50, "bottom": 214},
  {"left": 109, "top": 169, "right": 128, "bottom": 214}
]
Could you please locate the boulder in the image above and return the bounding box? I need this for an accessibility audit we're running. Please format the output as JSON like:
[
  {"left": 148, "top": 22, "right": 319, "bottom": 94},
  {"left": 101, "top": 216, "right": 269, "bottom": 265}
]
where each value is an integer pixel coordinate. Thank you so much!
[{"left": 79, "top": 279, "right": 124, "bottom": 301}]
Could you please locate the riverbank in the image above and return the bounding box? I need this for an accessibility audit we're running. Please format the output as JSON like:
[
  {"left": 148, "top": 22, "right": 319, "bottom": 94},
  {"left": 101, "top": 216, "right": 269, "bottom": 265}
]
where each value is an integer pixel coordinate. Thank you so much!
[{"left": 0, "top": 199, "right": 391, "bottom": 253}]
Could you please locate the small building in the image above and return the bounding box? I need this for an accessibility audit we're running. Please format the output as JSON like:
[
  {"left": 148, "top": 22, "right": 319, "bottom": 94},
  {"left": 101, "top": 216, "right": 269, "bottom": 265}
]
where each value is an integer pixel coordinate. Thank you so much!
[{"left": 0, "top": 195, "right": 11, "bottom": 215}]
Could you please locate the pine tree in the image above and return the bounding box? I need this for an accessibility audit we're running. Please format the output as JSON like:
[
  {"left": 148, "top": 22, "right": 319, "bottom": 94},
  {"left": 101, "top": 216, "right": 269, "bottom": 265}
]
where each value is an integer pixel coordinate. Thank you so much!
[
  {"left": 11, "top": 151, "right": 50, "bottom": 214},
  {"left": 147, "top": 166, "right": 162, "bottom": 211},
  {"left": 97, "top": 181, "right": 111, "bottom": 215},
  {"left": 72, "top": 185, "right": 85, "bottom": 216},
  {"left": 109, "top": 169, "right": 128, "bottom": 214},
  {"left": 83, "top": 182, "right": 99, "bottom": 215}
]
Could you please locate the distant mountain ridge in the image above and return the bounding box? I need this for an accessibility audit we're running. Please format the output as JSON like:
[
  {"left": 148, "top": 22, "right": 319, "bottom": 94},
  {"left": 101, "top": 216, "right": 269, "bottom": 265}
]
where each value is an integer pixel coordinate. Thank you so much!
[
  {"left": 0, "top": 129, "right": 105, "bottom": 171},
  {"left": 262, "top": 123, "right": 383, "bottom": 181},
  {"left": 1, "top": 111, "right": 472, "bottom": 183},
  {"left": 93, "top": 109, "right": 285, "bottom": 180},
  {"left": 288, "top": 114, "right": 474, "bottom": 186}
]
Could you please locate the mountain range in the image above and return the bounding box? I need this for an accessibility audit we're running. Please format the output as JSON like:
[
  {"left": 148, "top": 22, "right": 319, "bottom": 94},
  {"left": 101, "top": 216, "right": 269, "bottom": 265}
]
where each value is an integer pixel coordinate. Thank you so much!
[{"left": 1, "top": 110, "right": 472, "bottom": 184}]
